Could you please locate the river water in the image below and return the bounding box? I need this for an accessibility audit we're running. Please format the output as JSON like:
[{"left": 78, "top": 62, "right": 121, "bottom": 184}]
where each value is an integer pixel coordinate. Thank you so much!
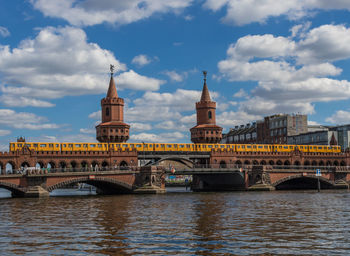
[{"left": 0, "top": 188, "right": 350, "bottom": 255}]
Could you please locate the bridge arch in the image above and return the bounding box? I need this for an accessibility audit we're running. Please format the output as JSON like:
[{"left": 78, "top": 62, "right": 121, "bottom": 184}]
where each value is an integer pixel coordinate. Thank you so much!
[
  {"left": 0, "top": 162, "right": 3, "bottom": 174},
  {"left": 304, "top": 160, "right": 310, "bottom": 166},
  {"left": 6, "top": 161, "right": 16, "bottom": 173},
  {"left": 334, "top": 160, "right": 339, "bottom": 166},
  {"left": 47, "top": 177, "right": 133, "bottom": 194},
  {"left": 269, "top": 160, "right": 275, "bottom": 165},
  {"left": 0, "top": 181, "right": 25, "bottom": 196},
  {"left": 219, "top": 160, "right": 226, "bottom": 168},
  {"left": 276, "top": 160, "right": 282, "bottom": 165},
  {"left": 260, "top": 160, "right": 266, "bottom": 165},
  {"left": 21, "top": 161, "right": 30, "bottom": 168},
  {"left": 273, "top": 175, "right": 334, "bottom": 190},
  {"left": 235, "top": 160, "right": 242, "bottom": 166},
  {"left": 319, "top": 160, "right": 324, "bottom": 166},
  {"left": 341, "top": 161, "right": 346, "bottom": 166},
  {"left": 294, "top": 161, "right": 301, "bottom": 166},
  {"left": 149, "top": 157, "right": 194, "bottom": 169},
  {"left": 284, "top": 160, "right": 290, "bottom": 166},
  {"left": 311, "top": 160, "right": 317, "bottom": 166}
]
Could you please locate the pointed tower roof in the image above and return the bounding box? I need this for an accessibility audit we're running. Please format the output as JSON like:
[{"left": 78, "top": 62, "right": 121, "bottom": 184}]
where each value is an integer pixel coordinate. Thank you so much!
[
  {"left": 106, "top": 64, "right": 118, "bottom": 98},
  {"left": 200, "top": 71, "right": 211, "bottom": 102}
]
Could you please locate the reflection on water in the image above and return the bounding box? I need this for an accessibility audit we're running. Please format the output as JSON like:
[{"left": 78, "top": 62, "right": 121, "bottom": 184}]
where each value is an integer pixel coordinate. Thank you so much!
[{"left": 0, "top": 189, "right": 350, "bottom": 255}]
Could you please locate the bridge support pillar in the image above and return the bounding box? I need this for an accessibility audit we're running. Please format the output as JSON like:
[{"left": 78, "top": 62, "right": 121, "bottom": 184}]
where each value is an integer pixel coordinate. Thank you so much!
[
  {"left": 23, "top": 186, "right": 50, "bottom": 198},
  {"left": 134, "top": 166, "right": 166, "bottom": 194},
  {"left": 191, "top": 172, "right": 246, "bottom": 192}
]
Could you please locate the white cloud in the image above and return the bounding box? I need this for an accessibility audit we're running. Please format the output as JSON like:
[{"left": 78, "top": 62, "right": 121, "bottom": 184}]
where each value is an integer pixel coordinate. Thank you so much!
[
  {"left": 217, "top": 24, "right": 350, "bottom": 116},
  {"left": 163, "top": 70, "right": 185, "bottom": 82},
  {"left": 233, "top": 89, "right": 247, "bottom": 98},
  {"left": 79, "top": 128, "right": 95, "bottom": 134},
  {"left": 88, "top": 110, "right": 101, "bottom": 119},
  {"left": 117, "top": 70, "right": 165, "bottom": 91},
  {"left": 0, "top": 109, "right": 60, "bottom": 130},
  {"left": 0, "top": 26, "right": 165, "bottom": 107},
  {"left": 130, "top": 122, "right": 152, "bottom": 132},
  {"left": 31, "top": 0, "right": 193, "bottom": 27},
  {"left": 326, "top": 110, "right": 350, "bottom": 124},
  {"left": 0, "top": 130, "right": 11, "bottom": 136},
  {"left": 0, "top": 95, "right": 55, "bottom": 107},
  {"left": 131, "top": 54, "right": 152, "bottom": 67},
  {"left": 130, "top": 131, "right": 185, "bottom": 143},
  {"left": 217, "top": 111, "right": 261, "bottom": 128},
  {"left": 203, "top": 0, "right": 350, "bottom": 26},
  {"left": 0, "top": 26, "right": 10, "bottom": 37}
]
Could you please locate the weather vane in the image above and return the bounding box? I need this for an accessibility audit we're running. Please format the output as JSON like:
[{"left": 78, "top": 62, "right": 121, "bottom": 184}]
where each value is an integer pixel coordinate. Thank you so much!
[
  {"left": 203, "top": 70, "right": 207, "bottom": 81},
  {"left": 110, "top": 64, "right": 115, "bottom": 76}
]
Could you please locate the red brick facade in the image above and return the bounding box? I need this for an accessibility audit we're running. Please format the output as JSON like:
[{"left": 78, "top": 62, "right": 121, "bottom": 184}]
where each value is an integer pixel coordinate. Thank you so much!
[
  {"left": 96, "top": 70, "right": 130, "bottom": 142},
  {"left": 190, "top": 71, "right": 222, "bottom": 143}
]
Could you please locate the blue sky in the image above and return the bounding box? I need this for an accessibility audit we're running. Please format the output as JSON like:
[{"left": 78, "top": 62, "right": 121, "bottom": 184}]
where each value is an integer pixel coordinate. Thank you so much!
[{"left": 2, "top": 0, "right": 350, "bottom": 150}]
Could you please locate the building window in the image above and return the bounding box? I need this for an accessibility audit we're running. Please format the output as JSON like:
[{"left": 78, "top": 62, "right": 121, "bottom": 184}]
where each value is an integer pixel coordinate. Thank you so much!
[
  {"left": 208, "top": 111, "right": 212, "bottom": 119},
  {"left": 106, "top": 107, "right": 110, "bottom": 116}
]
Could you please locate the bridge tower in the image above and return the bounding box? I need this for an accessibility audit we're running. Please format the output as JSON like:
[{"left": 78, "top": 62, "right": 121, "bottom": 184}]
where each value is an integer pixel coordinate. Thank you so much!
[
  {"left": 190, "top": 71, "right": 222, "bottom": 143},
  {"left": 96, "top": 65, "right": 130, "bottom": 143}
]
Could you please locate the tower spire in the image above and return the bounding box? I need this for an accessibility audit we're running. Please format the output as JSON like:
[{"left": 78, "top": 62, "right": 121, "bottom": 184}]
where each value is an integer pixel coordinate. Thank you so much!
[
  {"left": 106, "top": 64, "right": 118, "bottom": 98},
  {"left": 200, "top": 70, "right": 211, "bottom": 102}
]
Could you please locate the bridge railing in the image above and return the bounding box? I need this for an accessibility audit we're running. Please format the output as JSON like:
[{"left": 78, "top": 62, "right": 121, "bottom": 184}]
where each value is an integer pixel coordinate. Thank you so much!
[
  {"left": 165, "top": 164, "right": 350, "bottom": 172},
  {"left": 1, "top": 166, "right": 140, "bottom": 175}
]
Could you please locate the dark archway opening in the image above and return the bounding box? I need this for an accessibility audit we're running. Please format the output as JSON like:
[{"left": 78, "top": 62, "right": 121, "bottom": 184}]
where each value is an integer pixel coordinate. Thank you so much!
[
  {"left": 219, "top": 161, "right": 227, "bottom": 168},
  {"left": 275, "top": 177, "right": 333, "bottom": 190}
]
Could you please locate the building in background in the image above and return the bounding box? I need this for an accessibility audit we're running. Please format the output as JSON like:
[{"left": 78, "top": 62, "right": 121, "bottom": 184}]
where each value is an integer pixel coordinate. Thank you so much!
[
  {"left": 222, "top": 114, "right": 307, "bottom": 145},
  {"left": 287, "top": 124, "right": 350, "bottom": 151},
  {"left": 221, "top": 123, "right": 257, "bottom": 144}
]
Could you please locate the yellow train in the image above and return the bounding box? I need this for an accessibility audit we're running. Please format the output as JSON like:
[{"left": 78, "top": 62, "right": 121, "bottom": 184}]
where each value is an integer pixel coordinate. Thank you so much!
[{"left": 9, "top": 142, "right": 341, "bottom": 153}]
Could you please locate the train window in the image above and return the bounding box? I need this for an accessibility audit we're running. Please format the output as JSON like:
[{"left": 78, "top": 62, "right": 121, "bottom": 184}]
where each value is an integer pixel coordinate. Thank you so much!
[
  {"left": 56, "top": 144, "right": 59, "bottom": 147},
  {"left": 19, "top": 143, "right": 23, "bottom": 147},
  {"left": 174, "top": 144, "right": 178, "bottom": 147},
  {"left": 40, "top": 144, "right": 46, "bottom": 147},
  {"left": 247, "top": 145, "right": 251, "bottom": 148},
  {"left": 220, "top": 145, "right": 225, "bottom": 148},
  {"left": 242, "top": 145, "right": 245, "bottom": 148},
  {"left": 186, "top": 145, "right": 190, "bottom": 148},
  {"left": 130, "top": 144, "right": 134, "bottom": 148},
  {"left": 284, "top": 146, "right": 288, "bottom": 149},
  {"left": 156, "top": 145, "right": 159, "bottom": 148},
  {"left": 75, "top": 144, "right": 81, "bottom": 147},
  {"left": 258, "top": 146, "right": 263, "bottom": 149},
  {"left": 144, "top": 144, "right": 148, "bottom": 148},
  {"left": 180, "top": 145, "right": 184, "bottom": 148},
  {"left": 208, "top": 145, "right": 213, "bottom": 148},
  {"left": 279, "top": 146, "right": 282, "bottom": 149},
  {"left": 289, "top": 146, "right": 293, "bottom": 149},
  {"left": 167, "top": 145, "right": 172, "bottom": 148},
  {"left": 161, "top": 144, "right": 165, "bottom": 147},
  {"left": 63, "top": 144, "right": 66, "bottom": 147},
  {"left": 318, "top": 147, "right": 322, "bottom": 149},
  {"left": 203, "top": 145, "right": 206, "bottom": 148},
  {"left": 97, "top": 144, "right": 102, "bottom": 148},
  {"left": 136, "top": 145, "right": 141, "bottom": 148},
  {"left": 34, "top": 144, "right": 38, "bottom": 147},
  {"left": 25, "top": 144, "right": 31, "bottom": 147},
  {"left": 90, "top": 144, "right": 96, "bottom": 148},
  {"left": 123, "top": 145, "right": 128, "bottom": 147},
  {"left": 215, "top": 145, "right": 218, "bottom": 148},
  {"left": 49, "top": 144, "right": 53, "bottom": 147},
  {"left": 264, "top": 146, "right": 268, "bottom": 149},
  {"left": 83, "top": 144, "right": 88, "bottom": 148},
  {"left": 68, "top": 144, "right": 73, "bottom": 147}
]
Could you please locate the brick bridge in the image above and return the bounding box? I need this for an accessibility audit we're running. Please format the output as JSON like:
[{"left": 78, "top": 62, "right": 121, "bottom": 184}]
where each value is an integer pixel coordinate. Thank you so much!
[
  {"left": 0, "top": 167, "right": 165, "bottom": 197},
  {"left": 1, "top": 147, "right": 350, "bottom": 196}
]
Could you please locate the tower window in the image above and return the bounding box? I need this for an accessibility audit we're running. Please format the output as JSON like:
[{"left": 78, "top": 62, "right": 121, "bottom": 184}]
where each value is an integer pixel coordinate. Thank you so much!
[
  {"left": 208, "top": 111, "right": 212, "bottom": 119},
  {"left": 106, "top": 107, "right": 110, "bottom": 116}
]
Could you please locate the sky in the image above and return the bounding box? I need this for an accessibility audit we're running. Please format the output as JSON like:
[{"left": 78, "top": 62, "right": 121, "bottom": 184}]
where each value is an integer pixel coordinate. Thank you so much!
[{"left": 2, "top": 0, "right": 350, "bottom": 150}]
